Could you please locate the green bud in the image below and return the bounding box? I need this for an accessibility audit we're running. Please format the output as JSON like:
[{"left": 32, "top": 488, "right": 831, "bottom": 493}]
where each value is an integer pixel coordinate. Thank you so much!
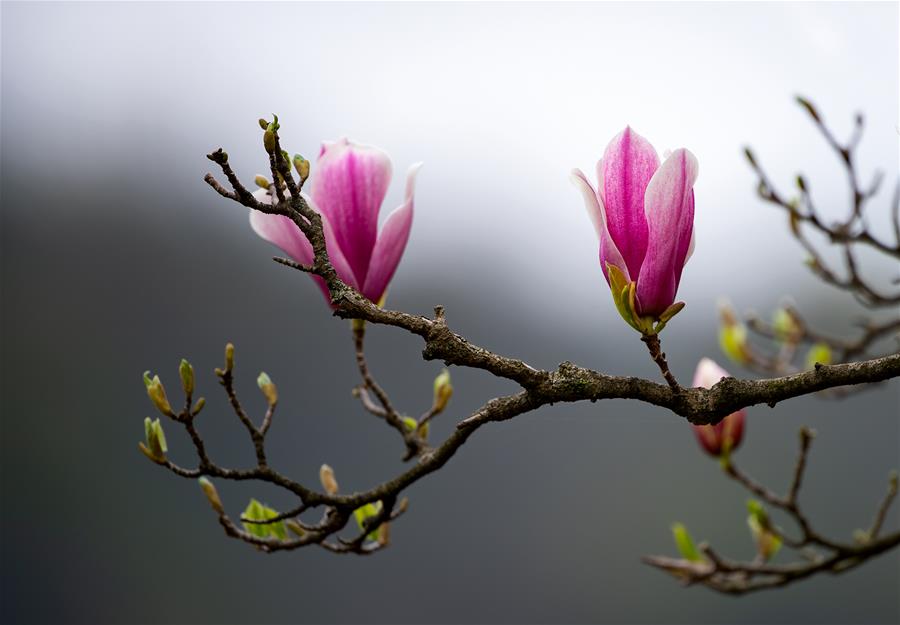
[
  {"left": 293, "top": 154, "right": 310, "bottom": 183},
  {"left": 257, "top": 372, "right": 278, "bottom": 406},
  {"left": 671, "top": 522, "right": 704, "bottom": 562},
  {"left": 280, "top": 149, "right": 291, "bottom": 168},
  {"left": 353, "top": 501, "right": 383, "bottom": 542},
  {"left": 143, "top": 372, "right": 174, "bottom": 417},
  {"left": 432, "top": 368, "right": 453, "bottom": 414},
  {"left": 805, "top": 342, "right": 832, "bottom": 369},
  {"left": 747, "top": 499, "right": 782, "bottom": 561},
  {"left": 192, "top": 397, "right": 206, "bottom": 414},
  {"left": 179, "top": 359, "right": 194, "bottom": 396},
  {"left": 795, "top": 96, "right": 821, "bottom": 122},
  {"left": 143, "top": 417, "right": 167, "bottom": 458},
  {"left": 263, "top": 129, "right": 277, "bottom": 153},
  {"left": 258, "top": 118, "right": 269, "bottom": 130},
  {"left": 254, "top": 175, "right": 271, "bottom": 189},
  {"left": 717, "top": 301, "right": 751, "bottom": 365},
  {"left": 319, "top": 464, "right": 339, "bottom": 495},
  {"left": 198, "top": 477, "right": 224, "bottom": 515},
  {"left": 224, "top": 343, "right": 235, "bottom": 372},
  {"left": 772, "top": 308, "right": 801, "bottom": 343}
]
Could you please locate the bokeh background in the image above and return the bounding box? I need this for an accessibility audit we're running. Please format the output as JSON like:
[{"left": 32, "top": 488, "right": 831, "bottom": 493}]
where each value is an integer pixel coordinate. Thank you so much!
[{"left": 2, "top": 2, "right": 898, "bottom": 623}]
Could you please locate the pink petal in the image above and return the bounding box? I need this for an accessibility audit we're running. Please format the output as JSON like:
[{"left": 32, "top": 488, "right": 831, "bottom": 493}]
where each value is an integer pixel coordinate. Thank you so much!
[
  {"left": 248, "top": 189, "right": 358, "bottom": 304},
  {"left": 692, "top": 357, "right": 730, "bottom": 389},
  {"left": 570, "top": 169, "right": 630, "bottom": 283},
  {"left": 598, "top": 127, "right": 659, "bottom": 280},
  {"left": 635, "top": 148, "right": 698, "bottom": 317},
  {"left": 362, "top": 164, "right": 421, "bottom": 304},
  {"left": 310, "top": 138, "right": 392, "bottom": 287}
]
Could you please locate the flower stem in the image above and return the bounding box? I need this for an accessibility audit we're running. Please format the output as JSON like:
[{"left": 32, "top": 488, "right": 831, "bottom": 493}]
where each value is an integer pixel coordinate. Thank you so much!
[{"left": 641, "top": 334, "right": 681, "bottom": 391}]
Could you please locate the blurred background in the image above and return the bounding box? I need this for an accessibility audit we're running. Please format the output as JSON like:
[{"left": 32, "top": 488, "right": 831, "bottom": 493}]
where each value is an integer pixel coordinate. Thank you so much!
[{"left": 1, "top": 2, "right": 898, "bottom": 623}]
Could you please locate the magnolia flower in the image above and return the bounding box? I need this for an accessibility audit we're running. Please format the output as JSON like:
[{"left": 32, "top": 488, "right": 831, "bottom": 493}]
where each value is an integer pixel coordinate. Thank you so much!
[
  {"left": 572, "top": 127, "right": 698, "bottom": 331},
  {"left": 691, "top": 357, "right": 746, "bottom": 457},
  {"left": 250, "top": 138, "right": 421, "bottom": 306}
]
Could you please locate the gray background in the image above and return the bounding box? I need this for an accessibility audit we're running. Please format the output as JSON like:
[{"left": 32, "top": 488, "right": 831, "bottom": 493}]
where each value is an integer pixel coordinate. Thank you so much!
[{"left": 1, "top": 2, "right": 898, "bottom": 623}]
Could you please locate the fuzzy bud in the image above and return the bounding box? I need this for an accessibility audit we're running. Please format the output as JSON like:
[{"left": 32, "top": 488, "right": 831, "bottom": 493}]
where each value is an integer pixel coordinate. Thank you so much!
[
  {"left": 319, "top": 464, "right": 339, "bottom": 495},
  {"left": 143, "top": 371, "right": 174, "bottom": 417},
  {"left": 198, "top": 477, "right": 224, "bottom": 515},
  {"left": 179, "top": 359, "right": 194, "bottom": 396},
  {"left": 256, "top": 372, "right": 278, "bottom": 406},
  {"left": 432, "top": 368, "right": 453, "bottom": 414}
]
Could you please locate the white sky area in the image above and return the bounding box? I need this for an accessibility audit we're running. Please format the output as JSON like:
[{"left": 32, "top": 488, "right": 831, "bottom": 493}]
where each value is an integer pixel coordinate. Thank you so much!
[{"left": 5, "top": 2, "right": 898, "bottom": 327}]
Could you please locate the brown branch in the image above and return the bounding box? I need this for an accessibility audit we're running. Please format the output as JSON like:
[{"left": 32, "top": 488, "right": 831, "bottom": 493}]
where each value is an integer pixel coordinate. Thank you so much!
[{"left": 136, "top": 109, "right": 900, "bottom": 586}]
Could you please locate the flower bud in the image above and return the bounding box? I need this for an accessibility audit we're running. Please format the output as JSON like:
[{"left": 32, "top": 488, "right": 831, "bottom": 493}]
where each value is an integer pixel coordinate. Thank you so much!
[
  {"left": 377, "top": 521, "right": 390, "bottom": 546},
  {"left": 319, "top": 464, "right": 339, "bottom": 495},
  {"left": 263, "top": 129, "right": 277, "bottom": 153},
  {"left": 143, "top": 416, "right": 168, "bottom": 459},
  {"left": 254, "top": 175, "right": 271, "bottom": 189},
  {"left": 256, "top": 372, "right": 278, "bottom": 406},
  {"left": 179, "top": 359, "right": 194, "bottom": 396},
  {"left": 224, "top": 343, "right": 235, "bottom": 372},
  {"left": 258, "top": 118, "right": 269, "bottom": 130},
  {"left": 198, "top": 477, "right": 224, "bottom": 514},
  {"left": 747, "top": 499, "right": 782, "bottom": 561},
  {"left": 192, "top": 397, "right": 206, "bottom": 414},
  {"left": 690, "top": 358, "right": 746, "bottom": 458},
  {"left": 286, "top": 519, "right": 306, "bottom": 537},
  {"left": 717, "top": 300, "right": 751, "bottom": 365},
  {"left": 143, "top": 371, "right": 174, "bottom": 417},
  {"left": 293, "top": 154, "right": 310, "bottom": 183},
  {"left": 772, "top": 307, "right": 801, "bottom": 343},
  {"left": 805, "top": 342, "right": 832, "bottom": 369},
  {"left": 432, "top": 368, "right": 453, "bottom": 414},
  {"left": 671, "top": 522, "right": 704, "bottom": 562}
]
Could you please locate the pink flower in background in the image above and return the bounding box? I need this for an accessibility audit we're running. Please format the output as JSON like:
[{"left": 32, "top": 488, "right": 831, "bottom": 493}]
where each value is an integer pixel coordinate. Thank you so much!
[
  {"left": 691, "top": 358, "right": 746, "bottom": 457},
  {"left": 572, "top": 127, "right": 698, "bottom": 320},
  {"left": 250, "top": 138, "right": 421, "bottom": 306}
]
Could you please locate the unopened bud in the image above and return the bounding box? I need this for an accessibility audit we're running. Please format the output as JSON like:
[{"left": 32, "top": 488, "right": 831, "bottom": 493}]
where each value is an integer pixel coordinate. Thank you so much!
[
  {"left": 257, "top": 372, "right": 278, "bottom": 406},
  {"left": 805, "top": 342, "right": 832, "bottom": 369},
  {"left": 772, "top": 307, "right": 801, "bottom": 343},
  {"left": 198, "top": 477, "right": 224, "bottom": 514},
  {"left": 671, "top": 522, "right": 704, "bottom": 562},
  {"left": 224, "top": 343, "right": 235, "bottom": 372},
  {"left": 396, "top": 497, "right": 409, "bottom": 515},
  {"left": 143, "top": 416, "right": 168, "bottom": 458},
  {"left": 717, "top": 303, "right": 751, "bottom": 365},
  {"left": 254, "top": 175, "right": 271, "bottom": 189},
  {"left": 293, "top": 154, "right": 310, "bottom": 183},
  {"left": 377, "top": 521, "right": 390, "bottom": 546},
  {"left": 319, "top": 464, "right": 339, "bottom": 495},
  {"left": 286, "top": 519, "right": 306, "bottom": 537},
  {"left": 192, "top": 397, "right": 206, "bottom": 414},
  {"left": 747, "top": 499, "right": 782, "bottom": 561},
  {"left": 143, "top": 371, "right": 174, "bottom": 417},
  {"left": 432, "top": 368, "right": 453, "bottom": 414},
  {"left": 795, "top": 175, "right": 807, "bottom": 192},
  {"left": 179, "top": 359, "right": 194, "bottom": 396},
  {"left": 263, "top": 129, "right": 277, "bottom": 153},
  {"left": 258, "top": 118, "right": 269, "bottom": 130}
]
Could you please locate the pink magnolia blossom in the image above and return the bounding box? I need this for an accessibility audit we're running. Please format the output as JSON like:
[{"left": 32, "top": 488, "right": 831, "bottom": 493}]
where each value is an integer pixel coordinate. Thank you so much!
[
  {"left": 690, "top": 358, "right": 746, "bottom": 457},
  {"left": 572, "top": 127, "right": 698, "bottom": 320},
  {"left": 250, "top": 138, "right": 421, "bottom": 306}
]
